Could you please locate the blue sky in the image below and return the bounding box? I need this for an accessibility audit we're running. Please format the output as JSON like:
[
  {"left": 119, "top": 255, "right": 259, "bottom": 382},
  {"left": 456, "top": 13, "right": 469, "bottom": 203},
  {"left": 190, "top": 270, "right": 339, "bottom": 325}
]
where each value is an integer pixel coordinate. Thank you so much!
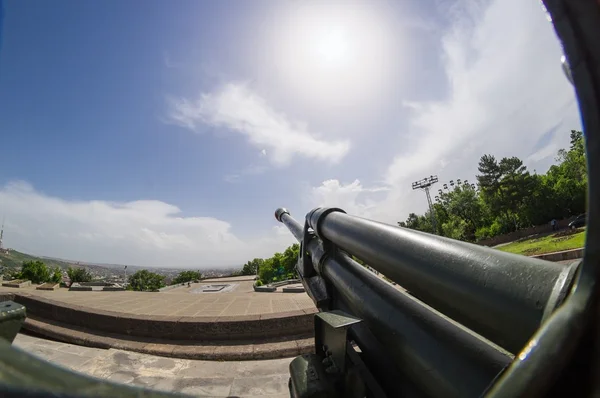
[{"left": 0, "top": 0, "right": 581, "bottom": 267}]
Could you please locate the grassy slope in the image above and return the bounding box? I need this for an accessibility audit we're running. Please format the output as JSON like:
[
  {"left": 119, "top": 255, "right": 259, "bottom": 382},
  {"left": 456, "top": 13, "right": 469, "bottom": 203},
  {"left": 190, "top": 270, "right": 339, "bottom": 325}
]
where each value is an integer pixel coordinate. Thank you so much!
[
  {"left": 0, "top": 250, "right": 73, "bottom": 269},
  {"left": 497, "top": 230, "right": 586, "bottom": 256}
]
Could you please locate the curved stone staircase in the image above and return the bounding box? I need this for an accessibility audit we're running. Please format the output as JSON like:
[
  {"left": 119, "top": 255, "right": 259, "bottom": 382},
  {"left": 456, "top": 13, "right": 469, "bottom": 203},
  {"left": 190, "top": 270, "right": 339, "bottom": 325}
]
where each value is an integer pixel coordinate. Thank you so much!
[{"left": 1, "top": 292, "right": 315, "bottom": 360}]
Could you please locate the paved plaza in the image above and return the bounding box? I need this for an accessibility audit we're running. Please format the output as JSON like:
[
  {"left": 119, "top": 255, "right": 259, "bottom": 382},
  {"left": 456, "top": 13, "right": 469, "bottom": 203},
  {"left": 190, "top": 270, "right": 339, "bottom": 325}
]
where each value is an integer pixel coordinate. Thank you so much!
[
  {"left": 12, "top": 333, "right": 291, "bottom": 397},
  {"left": 0, "top": 276, "right": 315, "bottom": 317}
]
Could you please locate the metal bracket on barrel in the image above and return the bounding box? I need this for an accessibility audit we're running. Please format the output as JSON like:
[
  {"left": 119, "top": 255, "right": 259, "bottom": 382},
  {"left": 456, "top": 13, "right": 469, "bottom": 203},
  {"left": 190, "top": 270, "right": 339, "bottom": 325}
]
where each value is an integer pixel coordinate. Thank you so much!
[
  {"left": 294, "top": 219, "right": 329, "bottom": 310},
  {"left": 299, "top": 219, "right": 317, "bottom": 278},
  {"left": 315, "top": 310, "right": 362, "bottom": 375}
]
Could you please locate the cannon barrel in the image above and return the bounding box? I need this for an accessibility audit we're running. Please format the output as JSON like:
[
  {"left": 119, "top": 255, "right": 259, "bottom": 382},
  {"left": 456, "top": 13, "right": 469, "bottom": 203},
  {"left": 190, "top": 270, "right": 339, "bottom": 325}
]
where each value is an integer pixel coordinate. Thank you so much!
[
  {"left": 302, "top": 207, "right": 579, "bottom": 353},
  {"left": 276, "top": 208, "right": 514, "bottom": 398}
]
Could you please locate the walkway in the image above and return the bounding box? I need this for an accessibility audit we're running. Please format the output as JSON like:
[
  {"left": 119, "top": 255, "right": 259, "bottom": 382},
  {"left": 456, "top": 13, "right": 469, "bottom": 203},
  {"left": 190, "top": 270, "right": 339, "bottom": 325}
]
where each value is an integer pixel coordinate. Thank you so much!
[{"left": 12, "top": 333, "right": 291, "bottom": 397}]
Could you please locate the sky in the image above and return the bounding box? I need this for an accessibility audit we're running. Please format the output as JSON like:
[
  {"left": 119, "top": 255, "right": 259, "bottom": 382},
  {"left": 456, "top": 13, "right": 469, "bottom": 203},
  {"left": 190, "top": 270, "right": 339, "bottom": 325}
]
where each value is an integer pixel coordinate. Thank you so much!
[{"left": 0, "top": 0, "right": 581, "bottom": 268}]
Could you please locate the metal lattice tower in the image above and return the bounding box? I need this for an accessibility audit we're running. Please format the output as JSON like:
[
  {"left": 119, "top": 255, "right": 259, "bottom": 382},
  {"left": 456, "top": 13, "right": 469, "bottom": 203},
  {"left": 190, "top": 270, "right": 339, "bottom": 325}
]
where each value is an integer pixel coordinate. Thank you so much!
[
  {"left": 0, "top": 217, "right": 4, "bottom": 250},
  {"left": 412, "top": 176, "right": 439, "bottom": 234}
]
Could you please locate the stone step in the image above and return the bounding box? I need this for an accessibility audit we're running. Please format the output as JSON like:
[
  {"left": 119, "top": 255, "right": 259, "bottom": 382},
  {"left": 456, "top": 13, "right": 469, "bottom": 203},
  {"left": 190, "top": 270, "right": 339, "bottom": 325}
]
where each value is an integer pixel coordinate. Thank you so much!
[
  {"left": 22, "top": 315, "right": 314, "bottom": 361},
  {"left": 3, "top": 293, "right": 316, "bottom": 342}
]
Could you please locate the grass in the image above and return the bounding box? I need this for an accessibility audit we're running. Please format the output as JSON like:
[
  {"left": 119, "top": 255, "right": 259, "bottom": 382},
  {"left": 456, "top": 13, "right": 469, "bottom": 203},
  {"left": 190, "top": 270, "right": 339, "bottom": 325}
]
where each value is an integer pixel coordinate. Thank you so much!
[{"left": 497, "top": 229, "right": 586, "bottom": 256}]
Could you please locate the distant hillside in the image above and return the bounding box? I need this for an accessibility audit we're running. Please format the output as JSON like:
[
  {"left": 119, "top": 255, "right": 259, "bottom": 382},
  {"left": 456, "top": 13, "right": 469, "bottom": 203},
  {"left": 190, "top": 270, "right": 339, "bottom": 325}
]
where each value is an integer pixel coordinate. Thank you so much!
[{"left": 0, "top": 250, "right": 74, "bottom": 270}]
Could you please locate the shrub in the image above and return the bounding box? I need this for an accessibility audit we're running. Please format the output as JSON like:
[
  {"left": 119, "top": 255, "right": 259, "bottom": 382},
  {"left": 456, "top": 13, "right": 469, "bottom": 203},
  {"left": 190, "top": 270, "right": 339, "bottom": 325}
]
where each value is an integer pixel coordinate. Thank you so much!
[
  {"left": 19, "top": 260, "right": 51, "bottom": 284},
  {"left": 128, "top": 269, "right": 166, "bottom": 291},
  {"left": 475, "top": 226, "right": 491, "bottom": 241},
  {"left": 255, "top": 280, "right": 263, "bottom": 287},
  {"left": 489, "top": 220, "right": 504, "bottom": 237}
]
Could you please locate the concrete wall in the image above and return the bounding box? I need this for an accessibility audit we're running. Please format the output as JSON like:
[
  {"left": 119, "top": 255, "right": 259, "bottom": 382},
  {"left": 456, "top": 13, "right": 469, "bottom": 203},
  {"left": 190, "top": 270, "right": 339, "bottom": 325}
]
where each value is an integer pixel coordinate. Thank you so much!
[{"left": 532, "top": 248, "right": 584, "bottom": 262}]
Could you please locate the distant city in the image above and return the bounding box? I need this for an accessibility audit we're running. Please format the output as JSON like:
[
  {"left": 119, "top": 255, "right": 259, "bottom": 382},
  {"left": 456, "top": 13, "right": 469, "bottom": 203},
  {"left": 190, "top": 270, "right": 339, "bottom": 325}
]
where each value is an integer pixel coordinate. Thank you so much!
[
  {"left": 61, "top": 261, "right": 240, "bottom": 284},
  {"left": 0, "top": 248, "right": 240, "bottom": 284},
  {"left": 0, "top": 222, "right": 241, "bottom": 283}
]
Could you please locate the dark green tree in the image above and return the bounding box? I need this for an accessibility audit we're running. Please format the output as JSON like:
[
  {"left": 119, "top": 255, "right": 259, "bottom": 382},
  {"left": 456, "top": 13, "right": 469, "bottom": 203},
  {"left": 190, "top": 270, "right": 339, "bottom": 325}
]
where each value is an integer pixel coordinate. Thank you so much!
[
  {"left": 258, "top": 257, "right": 276, "bottom": 284},
  {"left": 499, "top": 156, "right": 533, "bottom": 228},
  {"left": 67, "top": 267, "right": 92, "bottom": 286},
  {"left": 519, "top": 173, "right": 556, "bottom": 226},
  {"left": 545, "top": 130, "right": 587, "bottom": 218},
  {"left": 241, "top": 258, "right": 263, "bottom": 276},
  {"left": 282, "top": 244, "right": 300, "bottom": 275},
  {"left": 398, "top": 212, "right": 434, "bottom": 233},
  {"left": 249, "top": 244, "right": 301, "bottom": 284},
  {"left": 128, "top": 270, "right": 166, "bottom": 291},
  {"left": 477, "top": 155, "right": 534, "bottom": 231},
  {"left": 50, "top": 266, "right": 62, "bottom": 284},
  {"left": 19, "top": 260, "right": 51, "bottom": 284},
  {"left": 436, "top": 183, "right": 485, "bottom": 240},
  {"left": 172, "top": 270, "right": 202, "bottom": 284}
]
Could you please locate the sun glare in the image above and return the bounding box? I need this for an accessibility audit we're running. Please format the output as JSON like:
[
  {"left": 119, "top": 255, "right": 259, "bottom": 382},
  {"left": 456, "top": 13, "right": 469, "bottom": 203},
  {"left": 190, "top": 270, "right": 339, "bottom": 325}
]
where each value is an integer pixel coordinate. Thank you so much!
[
  {"left": 317, "top": 28, "right": 350, "bottom": 67},
  {"left": 265, "top": 2, "right": 400, "bottom": 110}
]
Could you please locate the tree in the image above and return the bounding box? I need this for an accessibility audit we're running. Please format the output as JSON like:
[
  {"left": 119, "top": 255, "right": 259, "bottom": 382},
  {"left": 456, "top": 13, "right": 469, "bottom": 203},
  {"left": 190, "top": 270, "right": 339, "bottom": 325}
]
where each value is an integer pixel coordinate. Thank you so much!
[
  {"left": 242, "top": 258, "right": 263, "bottom": 276},
  {"left": 399, "top": 212, "right": 433, "bottom": 233},
  {"left": 258, "top": 258, "right": 276, "bottom": 284},
  {"left": 477, "top": 155, "right": 511, "bottom": 223},
  {"left": 67, "top": 267, "right": 92, "bottom": 286},
  {"left": 399, "top": 129, "right": 587, "bottom": 242},
  {"left": 19, "top": 260, "right": 51, "bottom": 284},
  {"left": 172, "top": 270, "right": 202, "bottom": 284},
  {"left": 271, "top": 252, "right": 286, "bottom": 280},
  {"left": 436, "top": 183, "right": 485, "bottom": 240},
  {"left": 245, "top": 244, "right": 300, "bottom": 284},
  {"left": 282, "top": 244, "right": 300, "bottom": 275},
  {"left": 51, "top": 266, "right": 62, "bottom": 284},
  {"left": 441, "top": 214, "right": 469, "bottom": 240},
  {"left": 519, "top": 173, "right": 555, "bottom": 226},
  {"left": 546, "top": 130, "right": 587, "bottom": 218},
  {"left": 128, "top": 270, "right": 166, "bottom": 291},
  {"left": 477, "top": 155, "right": 534, "bottom": 231},
  {"left": 499, "top": 156, "right": 533, "bottom": 228}
]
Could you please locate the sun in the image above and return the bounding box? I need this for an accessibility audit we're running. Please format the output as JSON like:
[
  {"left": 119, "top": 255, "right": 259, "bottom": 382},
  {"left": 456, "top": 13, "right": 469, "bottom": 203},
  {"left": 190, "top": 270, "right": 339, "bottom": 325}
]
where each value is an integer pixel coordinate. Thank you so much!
[
  {"left": 316, "top": 27, "right": 350, "bottom": 67},
  {"left": 266, "top": 2, "right": 400, "bottom": 109}
]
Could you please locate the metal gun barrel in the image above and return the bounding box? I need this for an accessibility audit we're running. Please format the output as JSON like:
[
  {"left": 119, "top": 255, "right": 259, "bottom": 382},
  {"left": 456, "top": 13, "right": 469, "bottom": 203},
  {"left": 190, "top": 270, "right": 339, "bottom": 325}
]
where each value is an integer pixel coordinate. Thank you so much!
[
  {"left": 275, "top": 207, "right": 303, "bottom": 241},
  {"left": 306, "top": 208, "right": 579, "bottom": 353},
  {"left": 275, "top": 208, "right": 512, "bottom": 398}
]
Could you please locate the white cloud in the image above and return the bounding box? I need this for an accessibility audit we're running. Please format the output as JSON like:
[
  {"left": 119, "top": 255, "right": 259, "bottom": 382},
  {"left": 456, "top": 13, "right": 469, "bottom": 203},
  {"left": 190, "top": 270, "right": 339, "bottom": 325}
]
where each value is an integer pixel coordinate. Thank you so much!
[
  {"left": 385, "top": 0, "right": 578, "bottom": 186},
  {"left": 0, "top": 181, "right": 293, "bottom": 268},
  {"left": 307, "top": 0, "right": 581, "bottom": 224},
  {"left": 167, "top": 83, "right": 350, "bottom": 166},
  {"left": 310, "top": 179, "right": 390, "bottom": 218}
]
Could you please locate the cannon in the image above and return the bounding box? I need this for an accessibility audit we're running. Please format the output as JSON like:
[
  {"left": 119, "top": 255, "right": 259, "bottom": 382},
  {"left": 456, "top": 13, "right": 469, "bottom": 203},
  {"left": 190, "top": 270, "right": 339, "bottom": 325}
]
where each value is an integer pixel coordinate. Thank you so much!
[
  {"left": 277, "top": 207, "right": 581, "bottom": 397},
  {"left": 1, "top": 1, "right": 600, "bottom": 397}
]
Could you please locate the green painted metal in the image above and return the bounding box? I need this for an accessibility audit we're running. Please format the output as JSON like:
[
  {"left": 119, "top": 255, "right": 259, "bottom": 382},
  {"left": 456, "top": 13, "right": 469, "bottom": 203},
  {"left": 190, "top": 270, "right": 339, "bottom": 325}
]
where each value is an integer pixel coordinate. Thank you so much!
[{"left": 0, "top": 301, "right": 25, "bottom": 343}]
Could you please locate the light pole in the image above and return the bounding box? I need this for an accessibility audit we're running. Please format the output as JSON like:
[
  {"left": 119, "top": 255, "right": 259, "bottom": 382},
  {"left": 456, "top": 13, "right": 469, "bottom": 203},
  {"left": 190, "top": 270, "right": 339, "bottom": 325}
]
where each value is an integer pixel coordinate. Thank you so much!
[{"left": 412, "top": 175, "right": 439, "bottom": 234}]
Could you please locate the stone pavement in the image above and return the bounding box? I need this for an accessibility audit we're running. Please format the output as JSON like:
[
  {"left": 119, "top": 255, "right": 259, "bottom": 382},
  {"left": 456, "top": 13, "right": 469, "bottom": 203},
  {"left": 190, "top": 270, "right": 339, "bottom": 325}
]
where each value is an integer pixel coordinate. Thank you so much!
[
  {"left": 12, "top": 333, "right": 291, "bottom": 398},
  {"left": 0, "top": 276, "right": 315, "bottom": 317}
]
